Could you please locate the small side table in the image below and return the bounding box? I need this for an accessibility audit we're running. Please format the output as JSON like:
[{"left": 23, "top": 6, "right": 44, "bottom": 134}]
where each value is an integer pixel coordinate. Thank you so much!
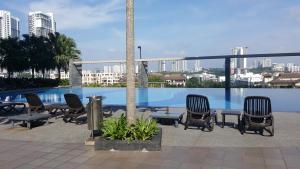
[{"left": 221, "top": 110, "right": 242, "bottom": 129}]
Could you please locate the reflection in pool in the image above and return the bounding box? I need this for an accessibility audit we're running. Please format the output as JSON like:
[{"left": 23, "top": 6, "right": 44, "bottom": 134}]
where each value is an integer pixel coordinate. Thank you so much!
[{"left": 0, "top": 87, "right": 299, "bottom": 112}]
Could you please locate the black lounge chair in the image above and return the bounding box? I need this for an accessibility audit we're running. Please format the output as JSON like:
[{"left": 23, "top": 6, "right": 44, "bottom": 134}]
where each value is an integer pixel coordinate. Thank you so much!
[
  {"left": 184, "top": 94, "right": 215, "bottom": 131},
  {"left": 7, "top": 93, "right": 56, "bottom": 129},
  {"left": 64, "top": 93, "right": 86, "bottom": 124},
  {"left": 241, "top": 96, "right": 274, "bottom": 136},
  {"left": 25, "top": 93, "right": 68, "bottom": 118},
  {"left": 0, "top": 101, "right": 26, "bottom": 113}
]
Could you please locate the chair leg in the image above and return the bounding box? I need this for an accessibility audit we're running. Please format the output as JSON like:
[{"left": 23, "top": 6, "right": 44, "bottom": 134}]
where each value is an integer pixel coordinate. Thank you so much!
[
  {"left": 27, "top": 121, "right": 31, "bottom": 129},
  {"left": 241, "top": 117, "right": 246, "bottom": 135},
  {"left": 184, "top": 120, "right": 188, "bottom": 130},
  {"left": 271, "top": 117, "right": 274, "bottom": 136},
  {"left": 11, "top": 120, "right": 14, "bottom": 128},
  {"left": 207, "top": 117, "right": 214, "bottom": 131},
  {"left": 259, "top": 129, "right": 264, "bottom": 135}
]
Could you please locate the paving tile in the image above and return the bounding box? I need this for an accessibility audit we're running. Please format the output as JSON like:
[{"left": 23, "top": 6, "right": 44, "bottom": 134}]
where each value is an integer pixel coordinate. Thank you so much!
[
  {"left": 117, "top": 161, "right": 140, "bottom": 169},
  {"left": 96, "top": 159, "right": 123, "bottom": 169},
  {"left": 200, "top": 164, "right": 222, "bottom": 169},
  {"left": 265, "top": 165, "right": 287, "bottom": 169},
  {"left": 28, "top": 158, "right": 49, "bottom": 166},
  {"left": 41, "top": 153, "right": 61, "bottom": 160},
  {"left": 161, "top": 159, "right": 182, "bottom": 168},
  {"left": 179, "top": 162, "right": 201, "bottom": 169},
  {"left": 202, "top": 158, "right": 222, "bottom": 167},
  {"left": 40, "top": 159, "right": 65, "bottom": 168},
  {"left": 242, "top": 163, "right": 266, "bottom": 169},
  {"left": 56, "top": 162, "right": 81, "bottom": 169},
  {"left": 74, "top": 164, "right": 98, "bottom": 169},
  {"left": 265, "top": 159, "right": 286, "bottom": 167},
  {"left": 14, "top": 164, "right": 36, "bottom": 169},
  {"left": 69, "top": 155, "right": 91, "bottom": 164},
  {"left": 243, "top": 156, "right": 265, "bottom": 165},
  {"left": 135, "top": 163, "right": 160, "bottom": 169}
]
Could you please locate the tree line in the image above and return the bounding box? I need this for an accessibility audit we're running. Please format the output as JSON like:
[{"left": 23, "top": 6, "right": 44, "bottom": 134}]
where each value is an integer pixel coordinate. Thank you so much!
[{"left": 0, "top": 32, "right": 80, "bottom": 79}]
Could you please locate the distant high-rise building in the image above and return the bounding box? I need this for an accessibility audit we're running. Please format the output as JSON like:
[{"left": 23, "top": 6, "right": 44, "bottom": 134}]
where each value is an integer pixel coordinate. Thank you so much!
[
  {"left": 28, "top": 11, "right": 56, "bottom": 37},
  {"left": 172, "top": 60, "right": 187, "bottom": 72},
  {"left": 194, "top": 60, "right": 202, "bottom": 72},
  {"left": 252, "top": 59, "right": 259, "bottom": 69},
  {"left": 112, "top": 63, "right": 126, "bottom": 74},
  {"left": 0, "top": 10, "right": 20, "bottom": 39},
  {"left": 261, "top": 58, "right": 272, "bottom": 68},
  {"left": 272, "top": 63, "right": 285, "bottom": 72},
  {"left": 232, "top": 47, "right": 248, "bottom": 74},
  {"left": 158, "top": 60, "right": 166, "bottom": 72}
]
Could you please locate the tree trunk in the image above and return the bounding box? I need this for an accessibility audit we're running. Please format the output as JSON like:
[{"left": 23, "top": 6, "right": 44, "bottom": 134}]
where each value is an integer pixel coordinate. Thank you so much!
[
  {"left": 42, "top": 69, "right": 45, "bottom": 78},
  {"left": 31, "top": 68, "right": 35, "bottom": 79},
  {"left": 126, "top": 0, "right": 136, "bottom": 124},
  {"left": 57, "top": 67, "right": 61, "bottom": 80},
  {"left": 7, "top": 71, "right": 11, "bottom": 78}
]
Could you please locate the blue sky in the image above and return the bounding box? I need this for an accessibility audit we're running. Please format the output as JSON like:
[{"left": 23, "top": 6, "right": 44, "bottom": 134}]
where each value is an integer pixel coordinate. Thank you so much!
[{"left": 1, "top": 0, "right": 300, "bottom": 69}]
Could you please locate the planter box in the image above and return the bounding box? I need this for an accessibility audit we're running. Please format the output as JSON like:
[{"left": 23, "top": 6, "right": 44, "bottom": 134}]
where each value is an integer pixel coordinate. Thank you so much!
[{"left": 95, "top": 128, "right": 162, "bottom": 151}]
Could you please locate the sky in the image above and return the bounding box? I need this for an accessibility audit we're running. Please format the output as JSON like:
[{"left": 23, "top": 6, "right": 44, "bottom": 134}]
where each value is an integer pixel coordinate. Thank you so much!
[{"left": 1, "top": 0, "right": 300, "bottom": 70}]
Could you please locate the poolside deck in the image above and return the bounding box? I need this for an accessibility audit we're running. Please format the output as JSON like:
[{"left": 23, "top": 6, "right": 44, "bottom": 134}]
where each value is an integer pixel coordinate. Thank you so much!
[{"left": 0, "top": 108, "right": 300, "bottom": 169}]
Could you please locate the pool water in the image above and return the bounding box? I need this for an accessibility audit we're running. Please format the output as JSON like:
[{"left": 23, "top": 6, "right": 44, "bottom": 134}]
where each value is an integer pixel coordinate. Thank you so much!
[{"left": 0, "top": 87, "right": 299, "bottom": 112}]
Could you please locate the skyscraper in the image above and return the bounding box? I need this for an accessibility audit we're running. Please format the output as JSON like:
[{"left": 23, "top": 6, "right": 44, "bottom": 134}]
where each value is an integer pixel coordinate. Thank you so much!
[
  {"left": 194, "top": 60, "right": 202, "bottom": 72},
  {"left": 232, "top": 47, "right": 248, "bottom": 74},
  {"left": 261, "top": 58, "right": 272, "bottom": 68},
  {"left": 171, "top": 60, "right": 187, "bottom": 72},
  {"left": 158, "top": 60, "right": 166, "bottom": 72},
  {"left": 28, "top": 11, "right": 56, "bottom": 37},
  {"left": 0, "top": 10, "right": 20, "bottom": 39}
]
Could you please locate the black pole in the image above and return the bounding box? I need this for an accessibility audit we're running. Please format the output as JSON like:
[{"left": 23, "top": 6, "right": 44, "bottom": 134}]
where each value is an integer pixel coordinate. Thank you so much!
[
  {"left": 225, "top": 58, "right": 231, "bottom": 89},
  {"left": 225, "top": 58, "right": 231, "bottom": 109},
  {"left": 138, "top": 46, "right": 142, "bottom": 59}
]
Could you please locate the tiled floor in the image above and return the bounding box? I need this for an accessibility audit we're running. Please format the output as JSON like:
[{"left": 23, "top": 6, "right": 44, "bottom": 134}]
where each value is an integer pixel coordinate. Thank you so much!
[
  {"left": 0, "top": 139, "right": 299, "bottom": 169},
  {"left": 1, "top": 110, "right": 300, "bottom": 168}
]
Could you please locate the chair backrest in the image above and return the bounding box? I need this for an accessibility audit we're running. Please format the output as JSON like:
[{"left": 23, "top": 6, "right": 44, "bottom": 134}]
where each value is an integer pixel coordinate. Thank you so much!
[
  {"left": 64, "top": 93, "right": 84, "bottom": 110},
  {"left": 25, "top": 93, "right": 44, "bottom": 110},
  {"left": 244, "top": 96, "right": 272, "bottom": 117},
  {"left": 186, "top": 94, "right": 210, "bottom": 114}
]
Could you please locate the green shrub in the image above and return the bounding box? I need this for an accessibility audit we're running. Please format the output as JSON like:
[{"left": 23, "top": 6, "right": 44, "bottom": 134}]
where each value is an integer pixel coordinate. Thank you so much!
[
  {"left": 59, "top": 79, "right": 69, "bottom": 86},
  {"left": 101, "top": 114, "right": 159, "bottom": 141},
  {"left": 133, "top": 117, "right": 159, "bottom": 141}
]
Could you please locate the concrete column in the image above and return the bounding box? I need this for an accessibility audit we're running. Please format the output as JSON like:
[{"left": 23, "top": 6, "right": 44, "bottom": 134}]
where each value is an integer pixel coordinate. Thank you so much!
[
  {"left": 69, "top": 59, "right": 82, "bottom": 86},
  {"left": 138, "top": 61, "right": 148, "bottom": 88}
]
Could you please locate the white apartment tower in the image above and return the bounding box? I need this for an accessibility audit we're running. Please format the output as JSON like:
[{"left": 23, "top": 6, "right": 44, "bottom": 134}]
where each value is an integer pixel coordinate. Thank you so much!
[
  {"left": 262, "top": 58, "right": 272, "bottom": 68},
  {"left": 158, "top": 60, "right": 166, "bottom": 72},
  {"left": 0, "top": 10, "right": 20, "bottom": 39},
  {"left": 194, "top": 60, "right": 202, "bottom": 72},
  {"left": 28, "top": 11, "right": 56, "bottom": 37},
  {"left": 232, "top": 47, "right": 248, "bottom": 74},
  {"left": 171, "top": 60, "right": 187, "bottom": 72}
]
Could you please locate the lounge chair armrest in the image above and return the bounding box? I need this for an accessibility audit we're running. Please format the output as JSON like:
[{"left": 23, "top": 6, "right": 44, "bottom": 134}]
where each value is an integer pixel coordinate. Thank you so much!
[
  {"left": 187, "top": 110, "right": 210, "bottom": 116},
  {"left": 243, "top": 112, "right": 272, "bottom": 118}
]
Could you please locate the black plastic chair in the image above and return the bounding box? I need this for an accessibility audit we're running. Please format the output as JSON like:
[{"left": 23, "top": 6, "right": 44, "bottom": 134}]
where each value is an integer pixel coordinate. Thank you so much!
[
  {"left": 185, "top": 94, "right": 215, "bottom": 131},
  {"left": 241, "top": 96, "right": 274, "bottom": 136},
  {"left": 64, "top": 93, "right": 86, "bottom": 124}
]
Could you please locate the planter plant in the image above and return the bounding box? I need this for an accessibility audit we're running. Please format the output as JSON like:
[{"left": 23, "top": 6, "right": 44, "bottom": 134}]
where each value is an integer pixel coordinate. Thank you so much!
[{"left": 95, "top": 114, "right": 162, "bottom": 151}]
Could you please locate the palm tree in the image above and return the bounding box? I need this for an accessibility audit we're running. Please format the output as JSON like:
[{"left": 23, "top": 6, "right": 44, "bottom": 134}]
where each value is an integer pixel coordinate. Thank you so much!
[
  {"left": 48, "top": 33, "right": 81, "bottom": 80},
  {"left": 126, "top": 0, "right": 136, "bottom": 124}
]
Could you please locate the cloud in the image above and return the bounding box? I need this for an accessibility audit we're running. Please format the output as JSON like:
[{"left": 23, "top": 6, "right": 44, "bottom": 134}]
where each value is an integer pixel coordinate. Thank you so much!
[{"left": 27, "top": 0, "right": 124, "bottom": 30}]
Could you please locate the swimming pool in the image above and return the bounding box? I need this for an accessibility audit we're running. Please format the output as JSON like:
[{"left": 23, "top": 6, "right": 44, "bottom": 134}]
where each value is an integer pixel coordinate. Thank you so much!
[{"left": 0, "top": 87, "right": 299, "bottom": 112}]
